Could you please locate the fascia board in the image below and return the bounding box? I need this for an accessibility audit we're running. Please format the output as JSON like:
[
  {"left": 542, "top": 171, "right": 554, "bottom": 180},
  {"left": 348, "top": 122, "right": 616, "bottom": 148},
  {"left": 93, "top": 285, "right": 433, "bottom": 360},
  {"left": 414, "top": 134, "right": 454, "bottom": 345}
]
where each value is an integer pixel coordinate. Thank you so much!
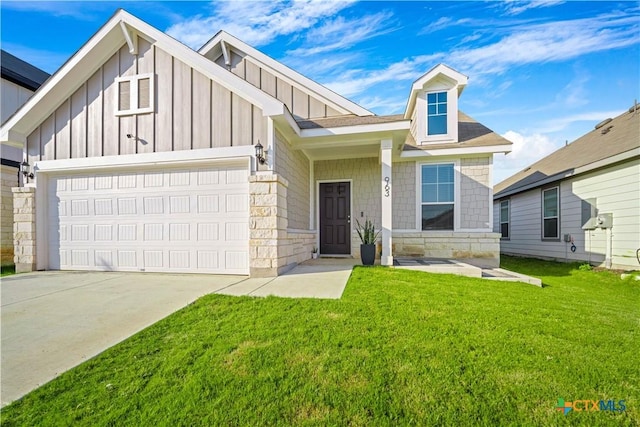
[
  {"left": 401, "top": 144, "right": 512, "bottom": 158},
  {"left": 0, "top": 10, "right": 126, "bottom": 140},
  {"left": 299, "top": 121, "right": 410, "bottom": 139}
]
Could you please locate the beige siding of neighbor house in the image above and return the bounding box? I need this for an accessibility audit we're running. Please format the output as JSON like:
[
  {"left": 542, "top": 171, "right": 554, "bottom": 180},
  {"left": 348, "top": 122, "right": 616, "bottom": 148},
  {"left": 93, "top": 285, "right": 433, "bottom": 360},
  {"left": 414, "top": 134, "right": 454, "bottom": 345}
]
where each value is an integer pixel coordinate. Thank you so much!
[
  {"left": 216, "top": 51, "right": 342, "bottom": 119},
  {"left": 495, "top": 159, "right": 640, "bottom": 269},
  {"left": 25, "top": 38, "right": 267, "bottom": 165},
  {"left": 460, "top": 157, "right": 492, "bottom": 229},
  {"left": 274, "top": 131, "right": 311, "bottom": 230}
]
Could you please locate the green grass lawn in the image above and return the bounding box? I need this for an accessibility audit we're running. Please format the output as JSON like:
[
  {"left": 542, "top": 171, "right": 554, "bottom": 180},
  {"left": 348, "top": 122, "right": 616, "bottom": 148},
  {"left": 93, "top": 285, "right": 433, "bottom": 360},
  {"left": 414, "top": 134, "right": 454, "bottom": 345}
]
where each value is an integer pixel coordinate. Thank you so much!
[{"left": 2, "top": 256, "right": 638, "bottom": 426}]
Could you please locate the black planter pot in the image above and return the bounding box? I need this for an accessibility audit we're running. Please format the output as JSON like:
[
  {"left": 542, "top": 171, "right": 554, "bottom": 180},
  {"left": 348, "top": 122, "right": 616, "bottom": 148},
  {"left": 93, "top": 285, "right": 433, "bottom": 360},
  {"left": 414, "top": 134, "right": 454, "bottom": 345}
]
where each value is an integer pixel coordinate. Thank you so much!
[{"left": 360, "top": 244, "right": 376, "bottom": 266}]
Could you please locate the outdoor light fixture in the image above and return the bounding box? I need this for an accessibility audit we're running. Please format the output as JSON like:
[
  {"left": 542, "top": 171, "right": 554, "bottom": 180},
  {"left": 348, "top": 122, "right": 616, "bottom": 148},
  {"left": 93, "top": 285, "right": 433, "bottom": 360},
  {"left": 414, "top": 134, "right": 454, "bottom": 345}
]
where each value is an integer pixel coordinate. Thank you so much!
[
  {"left": 20, "top": 160, "right": 34, "bottom": 183},
  {"left": 255, "top": 140, "right": 266, "bottom": 165}
]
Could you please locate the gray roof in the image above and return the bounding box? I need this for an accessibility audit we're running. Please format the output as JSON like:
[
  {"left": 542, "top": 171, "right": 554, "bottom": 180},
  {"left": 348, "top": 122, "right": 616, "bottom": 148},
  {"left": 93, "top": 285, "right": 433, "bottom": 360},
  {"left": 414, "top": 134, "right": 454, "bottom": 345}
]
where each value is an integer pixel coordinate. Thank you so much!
[
  {"left": 1, "top": 50, "right": 50, "bottom": 91},
  {"left": 494, "top": 105, "right": 640, "bottom": 198},
  {"left": 296, "top": 114, "right": 405, "bottom": 129},
  {"left": 403, "top": 111, "right": 512, "bottom": 151}
]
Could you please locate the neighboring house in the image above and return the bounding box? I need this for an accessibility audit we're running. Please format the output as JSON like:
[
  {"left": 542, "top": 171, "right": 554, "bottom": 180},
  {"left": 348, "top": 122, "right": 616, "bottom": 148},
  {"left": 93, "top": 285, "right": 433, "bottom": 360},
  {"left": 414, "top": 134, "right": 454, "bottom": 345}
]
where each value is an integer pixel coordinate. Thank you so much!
[
  {"left": 1, "top": 50, "right": 50, "bottom": 266},
  {"left": 1, "top": 10, "right": 511, "bottom": 276},
  {"left": 493, "top": 106, "right": 640, "bottom": 270}
]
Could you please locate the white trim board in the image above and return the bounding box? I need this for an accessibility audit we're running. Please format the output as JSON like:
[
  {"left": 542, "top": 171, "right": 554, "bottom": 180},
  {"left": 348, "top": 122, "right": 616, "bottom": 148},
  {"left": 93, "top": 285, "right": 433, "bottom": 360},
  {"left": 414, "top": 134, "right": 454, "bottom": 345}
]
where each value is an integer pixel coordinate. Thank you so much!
[{"left": 34, "top": 146, "right": 254, "bottom": 173}]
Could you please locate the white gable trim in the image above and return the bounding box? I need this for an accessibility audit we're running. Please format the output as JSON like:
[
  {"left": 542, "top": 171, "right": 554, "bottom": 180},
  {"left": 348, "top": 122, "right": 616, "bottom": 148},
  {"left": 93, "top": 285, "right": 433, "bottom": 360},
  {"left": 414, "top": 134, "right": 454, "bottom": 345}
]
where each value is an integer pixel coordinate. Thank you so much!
[
  {"left": 404, "top": 63, "right": 468, "bottom": 120},
  {"left": 199, "top": 31, "right": 374, "bottom": 117},
  {"left": 1, "top": 9, "right": 285, "bottom": 145}
]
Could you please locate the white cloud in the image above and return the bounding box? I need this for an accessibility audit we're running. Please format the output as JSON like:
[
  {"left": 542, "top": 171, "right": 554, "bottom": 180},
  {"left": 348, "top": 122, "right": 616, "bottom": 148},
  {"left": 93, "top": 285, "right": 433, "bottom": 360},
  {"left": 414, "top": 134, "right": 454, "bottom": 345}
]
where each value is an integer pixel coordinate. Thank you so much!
[
  {"left": 355, "top": 95, "right": 407, "bottom": 115},
  {"left": 166, "top": 0, "right": 356, "bottom": 49},
  {"left": 0, "top": 0, "right": 103, "bottom": 20},
  {"left": 539, "top": 110, "right": 625, "bottom": 133},
  {"left": 449, "top": 13, "right": 639, "bottom": 79},
  {"left": 286, "top": 11, "right": 395, "bottom": 57},
  {"left": 419, "top": 17, "right": 471, "bottom": 35},
  {"left": 321, "top": 10, "right": 639, "bottom": 97},
  {"left": 493, "top": 131, "right": 560, "bottom": 184},
  {"left": 502, "top": 0, "right": 565, "bottom": 16}
]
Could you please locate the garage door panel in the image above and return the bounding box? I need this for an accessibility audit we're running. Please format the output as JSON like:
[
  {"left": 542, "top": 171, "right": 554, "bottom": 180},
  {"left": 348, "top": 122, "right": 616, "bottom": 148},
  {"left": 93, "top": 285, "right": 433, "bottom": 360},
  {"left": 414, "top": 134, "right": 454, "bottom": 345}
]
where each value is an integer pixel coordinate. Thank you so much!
[{"left": 48, "top": 163, "right": 249, "bottom": 274}]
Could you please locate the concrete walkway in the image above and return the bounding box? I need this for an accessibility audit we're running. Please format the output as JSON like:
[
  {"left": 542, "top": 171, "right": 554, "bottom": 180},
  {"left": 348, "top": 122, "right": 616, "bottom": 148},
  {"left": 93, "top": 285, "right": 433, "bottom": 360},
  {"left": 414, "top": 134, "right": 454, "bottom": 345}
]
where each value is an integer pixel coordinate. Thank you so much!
[
  {"left": 0, "top": 266, "right": 353, "bottom": 406},
  {"left": 216, "top": 258, "right": 355, "bottom": 299}
]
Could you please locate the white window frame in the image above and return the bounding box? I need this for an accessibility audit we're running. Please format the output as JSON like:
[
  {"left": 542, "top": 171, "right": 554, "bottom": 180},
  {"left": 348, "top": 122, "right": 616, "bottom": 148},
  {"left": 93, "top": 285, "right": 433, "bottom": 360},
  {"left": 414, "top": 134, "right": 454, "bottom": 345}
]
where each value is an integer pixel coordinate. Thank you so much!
[
  {"left": 499, "top": 199, "right": 510, "bottom": 240},
  {"left": 542, "top": 186, "right": 560, "bottom": 240},
  {"left": 415, "top": 160, "right": 460, "bottom": 231},
  {"left": 426, "top": 91, "right": 448, "bottom": 136},
  {"left": 115, "top": 73, "right": 155, "bottom": 116},
  {"left": 416, "top": 86, "right": 459, "bottom": 145}
]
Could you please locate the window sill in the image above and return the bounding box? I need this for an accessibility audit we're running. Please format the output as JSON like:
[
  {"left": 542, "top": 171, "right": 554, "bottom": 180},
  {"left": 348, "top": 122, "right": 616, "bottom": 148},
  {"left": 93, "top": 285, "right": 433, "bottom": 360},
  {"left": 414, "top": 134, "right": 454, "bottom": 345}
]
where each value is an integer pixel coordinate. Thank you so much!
[{"left": 116, "top": 108, "right": 154, "bottom": 117}]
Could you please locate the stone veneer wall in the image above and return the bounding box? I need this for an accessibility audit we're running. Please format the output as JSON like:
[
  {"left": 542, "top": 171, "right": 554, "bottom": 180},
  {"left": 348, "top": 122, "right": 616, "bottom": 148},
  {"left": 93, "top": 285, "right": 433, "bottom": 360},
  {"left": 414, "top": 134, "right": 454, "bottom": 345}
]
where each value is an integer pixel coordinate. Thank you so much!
[
  {"left": 274, "top": 131, "right": 310, "bottom": 230},
  {"left": 249, "top": 174, "right": 314, "bottom": 277},
  {"left": 393, "top": 231, "right": 500, "bottom": 267},
  {"left": 1, "top": 165, "right": 19, "bottom": 265},
  {"left": 12, "top": 186, "right": 37, "bottom": 272},
  {"left": 460, "top": 157, "right": 491, "bottom": 229}
]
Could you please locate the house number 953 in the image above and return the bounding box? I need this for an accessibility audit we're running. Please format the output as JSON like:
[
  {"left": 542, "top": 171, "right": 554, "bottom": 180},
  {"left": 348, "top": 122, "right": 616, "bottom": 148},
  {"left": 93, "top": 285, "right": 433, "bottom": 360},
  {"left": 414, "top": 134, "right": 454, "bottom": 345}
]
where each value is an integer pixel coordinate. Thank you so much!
[{"left": 384, "top": 177, "right": 390, "bottom": 197}]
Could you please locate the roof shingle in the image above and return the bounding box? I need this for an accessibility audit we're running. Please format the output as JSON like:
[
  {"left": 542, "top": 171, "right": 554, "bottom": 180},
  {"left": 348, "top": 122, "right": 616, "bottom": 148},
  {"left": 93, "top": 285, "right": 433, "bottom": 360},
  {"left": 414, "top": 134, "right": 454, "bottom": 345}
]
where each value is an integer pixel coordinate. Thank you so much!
[{"left": 494, "top": 105, "right": 640, "bottom": 197}]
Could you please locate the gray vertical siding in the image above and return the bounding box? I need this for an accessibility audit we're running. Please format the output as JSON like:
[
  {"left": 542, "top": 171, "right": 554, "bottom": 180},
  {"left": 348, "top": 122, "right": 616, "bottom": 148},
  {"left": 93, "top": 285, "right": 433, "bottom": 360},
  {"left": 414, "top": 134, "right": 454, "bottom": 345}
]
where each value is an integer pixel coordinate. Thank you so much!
[{"left": 27, "top": 38, "right": 265, "bottom": 161}]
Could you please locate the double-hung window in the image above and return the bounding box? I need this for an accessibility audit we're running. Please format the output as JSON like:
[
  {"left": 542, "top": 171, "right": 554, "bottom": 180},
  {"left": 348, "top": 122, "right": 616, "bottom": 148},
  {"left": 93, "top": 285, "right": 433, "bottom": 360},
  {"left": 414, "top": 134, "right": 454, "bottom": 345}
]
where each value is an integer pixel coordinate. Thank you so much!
[
  {"left": 427, "top": 92, "right": 447, "bottom": 135},
  {"left": 499, "top": 200, "right": 510, "bottom": 239},
  {"left": 421, "top": 163, "right": 454, "bottom": 230},
  {"left": 116, "top": 73, "right": 154, "bottom": 116},
  {"left": 542, "top": 187, "right": 559, "bottom": 239}
]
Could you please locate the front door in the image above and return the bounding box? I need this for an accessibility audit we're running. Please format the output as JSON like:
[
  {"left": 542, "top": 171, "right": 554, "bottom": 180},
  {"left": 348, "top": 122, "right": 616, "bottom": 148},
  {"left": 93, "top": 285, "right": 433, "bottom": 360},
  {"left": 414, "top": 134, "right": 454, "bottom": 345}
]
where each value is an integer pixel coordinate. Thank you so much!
[{"left": 319, "top": 182, "right": 351, "bottom": 255}]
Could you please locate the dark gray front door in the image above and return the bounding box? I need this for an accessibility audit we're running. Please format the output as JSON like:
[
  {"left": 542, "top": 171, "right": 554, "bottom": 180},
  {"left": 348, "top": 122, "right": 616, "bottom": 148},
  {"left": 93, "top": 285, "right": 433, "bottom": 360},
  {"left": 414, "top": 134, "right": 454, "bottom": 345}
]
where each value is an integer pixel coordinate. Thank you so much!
[{"left": 319, "top": 182, "right": 351, "bottom": 255}]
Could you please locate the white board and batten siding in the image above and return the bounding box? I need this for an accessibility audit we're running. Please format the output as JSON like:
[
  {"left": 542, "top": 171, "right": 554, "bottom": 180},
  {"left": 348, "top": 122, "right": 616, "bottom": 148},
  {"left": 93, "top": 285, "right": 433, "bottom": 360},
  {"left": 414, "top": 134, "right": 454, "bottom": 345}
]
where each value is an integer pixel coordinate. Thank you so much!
[
  {"left": 495, "top": 159, "right": 640, "bottom": 269},
  {"left": 25, "top": 36, "right": 268, "bottom": 166},
  {"left": 47, "top": 163, "right": 250, "bottom": 274}
]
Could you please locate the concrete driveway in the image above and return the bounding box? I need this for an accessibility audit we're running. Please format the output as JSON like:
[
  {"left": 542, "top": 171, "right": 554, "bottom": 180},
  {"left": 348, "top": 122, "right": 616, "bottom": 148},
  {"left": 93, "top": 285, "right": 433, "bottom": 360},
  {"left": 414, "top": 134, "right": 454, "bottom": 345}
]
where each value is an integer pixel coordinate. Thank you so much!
[
  {"left": 1, "top": 264, "right": 352, "bottom": 406},
  {"left": 0, "top": 271, "right": 247, "bottom": 406}
]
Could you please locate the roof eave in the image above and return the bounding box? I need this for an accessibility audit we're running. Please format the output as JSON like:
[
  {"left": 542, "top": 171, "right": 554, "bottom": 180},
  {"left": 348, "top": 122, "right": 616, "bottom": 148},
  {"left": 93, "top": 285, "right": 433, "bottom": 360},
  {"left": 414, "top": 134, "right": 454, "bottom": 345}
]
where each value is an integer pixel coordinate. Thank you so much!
[{"left": 494, "top": 147, "right": 640, "bottom": 199}]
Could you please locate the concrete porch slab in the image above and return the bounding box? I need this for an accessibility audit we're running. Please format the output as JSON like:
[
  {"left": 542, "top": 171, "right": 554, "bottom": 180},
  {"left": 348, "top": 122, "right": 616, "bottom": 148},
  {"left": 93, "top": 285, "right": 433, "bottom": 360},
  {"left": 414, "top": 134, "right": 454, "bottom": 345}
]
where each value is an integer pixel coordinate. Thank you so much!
[
  {"left": 393, "top": 258, "right": 541, "bottom": 286},
  {"left": 394, "top": 258, "right": 482, "bottom": 278}
]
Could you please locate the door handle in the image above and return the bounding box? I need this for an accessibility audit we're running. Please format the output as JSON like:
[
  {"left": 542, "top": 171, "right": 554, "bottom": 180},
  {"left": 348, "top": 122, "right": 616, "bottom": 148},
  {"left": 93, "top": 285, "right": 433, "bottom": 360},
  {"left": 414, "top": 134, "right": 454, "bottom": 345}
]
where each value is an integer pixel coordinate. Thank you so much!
[{"left": 347, "top": 215, "right": 351, "bottom": 224}]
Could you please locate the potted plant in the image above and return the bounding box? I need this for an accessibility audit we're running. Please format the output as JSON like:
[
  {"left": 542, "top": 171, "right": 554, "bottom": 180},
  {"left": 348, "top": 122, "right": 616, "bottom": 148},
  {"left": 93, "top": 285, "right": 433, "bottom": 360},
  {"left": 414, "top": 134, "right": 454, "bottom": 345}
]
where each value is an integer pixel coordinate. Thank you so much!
[
  {"left": 311, "top": 247, "right": 319, "bottom": 259},
  {"left": 356, "top": 218, "right": 380, "bottom": 266}
]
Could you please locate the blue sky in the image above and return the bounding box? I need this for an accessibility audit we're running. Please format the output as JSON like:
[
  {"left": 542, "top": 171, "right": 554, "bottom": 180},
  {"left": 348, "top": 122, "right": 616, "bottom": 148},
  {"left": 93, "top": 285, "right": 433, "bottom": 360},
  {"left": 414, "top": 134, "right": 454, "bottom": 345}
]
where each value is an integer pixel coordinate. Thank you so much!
[{"left": 1, "top": 1, "right": 638, "bottom": 184}]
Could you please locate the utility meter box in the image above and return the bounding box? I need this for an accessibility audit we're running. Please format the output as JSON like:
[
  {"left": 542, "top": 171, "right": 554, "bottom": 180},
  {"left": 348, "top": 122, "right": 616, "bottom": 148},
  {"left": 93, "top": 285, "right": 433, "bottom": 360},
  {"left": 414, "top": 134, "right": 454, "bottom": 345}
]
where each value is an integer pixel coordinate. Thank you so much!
[{"left": 596, "top": 213, "right": 613, "bottom": 229}]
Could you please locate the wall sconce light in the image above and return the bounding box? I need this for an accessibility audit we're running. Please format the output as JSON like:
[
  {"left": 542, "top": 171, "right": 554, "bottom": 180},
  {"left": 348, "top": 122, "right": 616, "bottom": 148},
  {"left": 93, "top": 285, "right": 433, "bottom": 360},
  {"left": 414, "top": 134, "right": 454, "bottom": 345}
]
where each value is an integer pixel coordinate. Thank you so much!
[
  {"left": 20, "top": 160, "right": 34, "bottom": 183},
  {"left": 255, "top": 140, "right": 267, "bottom": 165}
]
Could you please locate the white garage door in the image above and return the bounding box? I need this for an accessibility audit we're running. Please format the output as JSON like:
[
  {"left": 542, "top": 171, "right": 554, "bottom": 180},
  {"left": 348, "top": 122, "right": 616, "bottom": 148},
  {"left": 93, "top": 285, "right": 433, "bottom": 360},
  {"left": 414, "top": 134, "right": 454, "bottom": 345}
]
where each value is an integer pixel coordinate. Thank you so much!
[{"left": 47, "top": 163, "right": 249, "bottom": 274}]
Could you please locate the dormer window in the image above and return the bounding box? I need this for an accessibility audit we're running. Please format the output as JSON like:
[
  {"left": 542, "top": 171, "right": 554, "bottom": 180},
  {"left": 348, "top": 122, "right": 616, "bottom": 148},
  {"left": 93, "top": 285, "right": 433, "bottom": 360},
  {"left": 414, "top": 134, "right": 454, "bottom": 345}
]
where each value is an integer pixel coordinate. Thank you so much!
[
  {"left": 427, "top": 92, "right": 447, "bottom": 135},
  {"left": 404, "top": 64, "right": 467, "bottom": 145},
  {"left": 115, "top": 73, "right": 154, "bottom": 116}
]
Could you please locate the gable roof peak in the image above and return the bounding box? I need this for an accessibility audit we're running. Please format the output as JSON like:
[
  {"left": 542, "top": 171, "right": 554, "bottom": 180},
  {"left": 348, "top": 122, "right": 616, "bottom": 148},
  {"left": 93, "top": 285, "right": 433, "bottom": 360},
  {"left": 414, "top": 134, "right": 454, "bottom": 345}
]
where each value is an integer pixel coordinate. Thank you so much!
[
  {"left": 404, "top": 63, "right": 468, "bottom": 119},
  {"left": 198, "top": 31, "right": 374, "bottom": 117}
]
